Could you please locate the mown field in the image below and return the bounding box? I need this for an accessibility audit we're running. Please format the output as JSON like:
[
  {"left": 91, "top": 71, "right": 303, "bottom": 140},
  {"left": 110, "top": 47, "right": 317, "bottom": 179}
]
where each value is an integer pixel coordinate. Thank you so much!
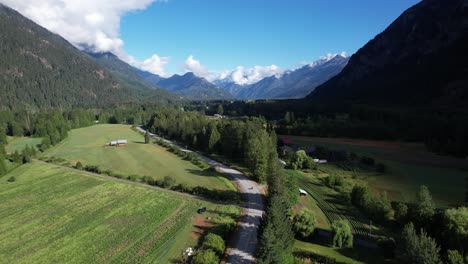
[
  {"left": 294, "top": 240, "right": 385, "bottom": 264},
  {"left": 291, "top": 170, "right": 376, "bottom": 236},
  {"left": 5, "top": 136, "right": 42, "bottom": 153},
  {"left": 282, "top": 135, "right": 467, "bottom": 207},
  {"left": 44, "top": 124, "right": 233, "bottom": 191},
  {"left": 0, "top": 162, "right": 235, "bottom": 263}
]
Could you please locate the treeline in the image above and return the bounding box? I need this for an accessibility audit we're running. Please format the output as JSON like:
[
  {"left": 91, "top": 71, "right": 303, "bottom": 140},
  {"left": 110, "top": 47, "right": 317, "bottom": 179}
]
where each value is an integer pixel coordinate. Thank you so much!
[
  {"left": 256, "top": 140, "right": 298, "bottom": 263},
  {"left": 145, "top": 109, "right": 278, "bottom": 182},
  {"left": 195, "top": 101, "right": 468, "bottom": 158}
]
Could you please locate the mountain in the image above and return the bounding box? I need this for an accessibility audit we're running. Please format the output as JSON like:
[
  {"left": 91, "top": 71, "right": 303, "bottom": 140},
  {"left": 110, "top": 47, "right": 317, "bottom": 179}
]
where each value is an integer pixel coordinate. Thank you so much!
[
  {"left": 308, "top": 0, "right": 468, "bottom": 109},
  {"left": 136, "top": 70, "right": 232, "bottom": 99},
  {"left": 215, "top": 55, "right": 348, "bottom": 99},
  {"left": 0, "top": 3, "right": 176, "bottom": 109}
]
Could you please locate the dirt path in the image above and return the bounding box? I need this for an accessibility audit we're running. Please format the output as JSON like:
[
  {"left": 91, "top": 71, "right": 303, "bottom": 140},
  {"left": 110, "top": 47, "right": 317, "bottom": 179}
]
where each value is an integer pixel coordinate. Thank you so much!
[{"left": 136, "top": 127, "right": 264, "bottom": 264}]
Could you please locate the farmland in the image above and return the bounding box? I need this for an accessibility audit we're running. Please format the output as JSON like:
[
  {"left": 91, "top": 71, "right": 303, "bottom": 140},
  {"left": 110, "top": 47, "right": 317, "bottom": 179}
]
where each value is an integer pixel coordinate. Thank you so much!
[
  {"left": 291, "top": 170, "right": 375, "bottom": 236},
  {"left": 282, "top": 135, "right": 468, "bottom": 207},
  {"left": 5, "top": 136, "right": 42, "bottom": 153},
  {"left": 0, "top": 161, "right": 236, "bottom": 263},
  {"left": 44, "top": 124, "right": 234, "bottom": 191}
]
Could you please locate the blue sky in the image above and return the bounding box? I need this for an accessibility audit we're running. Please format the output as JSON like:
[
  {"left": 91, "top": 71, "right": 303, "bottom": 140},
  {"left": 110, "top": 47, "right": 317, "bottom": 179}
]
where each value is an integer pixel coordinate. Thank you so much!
[{"left": 120, "top": 0, "right": 421, "bottom": 75}]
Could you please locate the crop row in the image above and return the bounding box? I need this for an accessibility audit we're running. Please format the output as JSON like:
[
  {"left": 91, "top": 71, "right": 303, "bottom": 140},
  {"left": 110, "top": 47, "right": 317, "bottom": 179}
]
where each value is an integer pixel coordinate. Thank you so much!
[{"left": 301, "top": 180, "right": 369, "bottom": 236}]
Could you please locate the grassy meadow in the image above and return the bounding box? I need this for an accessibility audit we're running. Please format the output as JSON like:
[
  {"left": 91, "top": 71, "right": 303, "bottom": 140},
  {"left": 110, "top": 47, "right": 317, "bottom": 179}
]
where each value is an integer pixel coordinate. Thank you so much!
[
  {"left": 43, "top": 124, "right": 233, "bottom": 191},
  {"left": 282, "top": 135, "right": 468, "bottom": 207},
  {"left": 5, "top": 136, "right": 42, "bottom": 153},
  {"left": 0, "top": 161, "right": 237, "bottom": 263}
]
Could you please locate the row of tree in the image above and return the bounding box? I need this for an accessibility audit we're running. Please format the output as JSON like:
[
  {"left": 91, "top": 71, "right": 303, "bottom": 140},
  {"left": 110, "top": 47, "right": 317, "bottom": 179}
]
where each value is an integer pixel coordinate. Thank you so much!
[{"left": 145, "top": 109, "right": 278, "bottom": 182}]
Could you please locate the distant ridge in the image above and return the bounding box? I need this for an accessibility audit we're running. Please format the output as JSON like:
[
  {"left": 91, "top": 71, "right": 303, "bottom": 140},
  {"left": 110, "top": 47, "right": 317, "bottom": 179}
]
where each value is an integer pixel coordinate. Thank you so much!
[
  {"left": 214, "top": 55, "right": 349, "bottom": 99},
  {"left": 308, "top": 0, "right": 468, "bottom": 109}
]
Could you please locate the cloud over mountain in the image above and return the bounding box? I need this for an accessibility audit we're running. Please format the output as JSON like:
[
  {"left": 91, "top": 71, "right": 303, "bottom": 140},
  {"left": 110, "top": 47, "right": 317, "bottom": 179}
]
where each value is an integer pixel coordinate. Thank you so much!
[{"left": 0, "top": 0, "right": 171, "bottom": 76}]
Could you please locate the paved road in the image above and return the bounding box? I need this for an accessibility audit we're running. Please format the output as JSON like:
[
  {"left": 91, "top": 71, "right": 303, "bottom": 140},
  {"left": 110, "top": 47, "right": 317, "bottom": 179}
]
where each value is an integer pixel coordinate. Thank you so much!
[{"left": 136, "top": 127, "right": 264, "bottom": 263}]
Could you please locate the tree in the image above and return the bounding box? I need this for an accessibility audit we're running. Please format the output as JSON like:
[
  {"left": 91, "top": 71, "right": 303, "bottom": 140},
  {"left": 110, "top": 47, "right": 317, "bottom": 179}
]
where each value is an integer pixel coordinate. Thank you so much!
[
  {"left": 207, "top": 124, "right": 220, "bottom": 153},
  {"left": 292, "top": 150, "right": 308, "bottom": 170},
  {"left": 395, "top": 202, "right": 409, "bottom": 225},
  {"left": 0, "top": 126, "right": 7, "bottom": 144},
  {"left": 331, "top": 220, "right": 353, "bottom": 248},
  {"left": 144, "top": 130, "right": 150, "bottom": 144},
  {"left": 201, "top": 233, "right": 225, "bottom": 256},
  {"left": 414, "top": 185, "right": 435, "bottom": 225},
  {"left": 39, "top": 137, "right": 51, "bottom": 152},
  {"left": 216, "top": 104, "right": 224, "bottom": 115},
  {"left": 396, "top": 223, "right": 441, "bottom": 264},
  {"left": 293, "top": 210, "right": 316, "bottom": 239},
  {"left": 75, "top": 161, "right": 83, "bottom": 170},
  {"left": 443, "top": 207, "right": 468, "bottom": 256},
  {"left": 446, "top": 250, "right": 464, "bottom": 264},
  {"left": 191, "top": 249, "right": 219, "bottom": 264},
  {"left": 0, "top": 155, "right": 7, "bottom": 176}
]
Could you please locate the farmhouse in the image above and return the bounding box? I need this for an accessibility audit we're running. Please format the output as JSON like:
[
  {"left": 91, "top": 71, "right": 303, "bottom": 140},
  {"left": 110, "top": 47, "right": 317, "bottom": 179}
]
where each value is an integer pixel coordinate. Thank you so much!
[{"left": 109, "top": 139, "right": 128, "bottom": 146}]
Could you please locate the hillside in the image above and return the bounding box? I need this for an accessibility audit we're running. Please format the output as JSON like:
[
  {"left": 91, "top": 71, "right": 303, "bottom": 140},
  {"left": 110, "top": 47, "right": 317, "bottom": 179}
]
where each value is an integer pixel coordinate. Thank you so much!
[
  {"left": 308, "top": 0, "right": 468, "bottom": 109},
  {"left": 0, "top": 4, "right": 176, "bottom": 109},
  {"left": 215, "top": 55, "right": 348, "bottom": 99},
  {"left": 136, "top": 70, "right": 232, "bottom": 99}
]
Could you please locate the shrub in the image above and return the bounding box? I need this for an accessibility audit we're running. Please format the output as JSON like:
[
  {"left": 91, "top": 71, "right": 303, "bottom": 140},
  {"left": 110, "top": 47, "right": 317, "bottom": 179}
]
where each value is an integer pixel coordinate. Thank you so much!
[
  {"left": 75, "top": 161, "right": 83, "bottom": 170},
  {"left": 293, "top": 210, "right": 316, "bottom": 239},
  {"left": 84, "top": 165, "right": 101, "bottom": 174},
  {"left": 7, "top": 176, "right": 15, "bottom": 182},
  {"left": 447, "top": 250, "right": 464, "bottom": 264},
  {"left": 162, "top": 175, "right": 176, "bottom": 188},
  {"left": 191, "top": 249, "right": 219, "bottom": 264},
  {"left": 127, "top": 175, "right": 138, "bottom": 181},
  {"left": 331, "top": 220, "right": 353, "bottom": 248},
  {"left": 202, "top": 233, "right": 226, "bottom": 255}
]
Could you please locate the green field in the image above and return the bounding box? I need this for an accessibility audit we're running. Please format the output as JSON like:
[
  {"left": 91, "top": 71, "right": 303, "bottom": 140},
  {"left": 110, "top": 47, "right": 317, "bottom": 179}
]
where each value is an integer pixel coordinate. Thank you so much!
[
  {"left": 0, "top": 162, "right": 234, "bottom": 263},
  {"left": 44, "top": 124, "right": 233, "bottom": 191},
  {"left": 291, "top": 170, "right": 376, "bottom": 236},
  {"left": 282, "top": 135, "right": 467, "bottom": 207},
  {"left": 5, "top": 136, "right": 42, "bottom": 153},
  {"left": 294, "top": 240, "right": 385, "bottom": 264}
]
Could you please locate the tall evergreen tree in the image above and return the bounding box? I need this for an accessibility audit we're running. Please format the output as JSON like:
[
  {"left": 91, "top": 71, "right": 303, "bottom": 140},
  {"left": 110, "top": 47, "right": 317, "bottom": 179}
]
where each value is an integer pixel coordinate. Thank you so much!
[
  {"left": 207, "top": 124, "right": 220, "bottom": 153},
  {"left": 414, "top": 185, "right": 436, "bottom": 226}
]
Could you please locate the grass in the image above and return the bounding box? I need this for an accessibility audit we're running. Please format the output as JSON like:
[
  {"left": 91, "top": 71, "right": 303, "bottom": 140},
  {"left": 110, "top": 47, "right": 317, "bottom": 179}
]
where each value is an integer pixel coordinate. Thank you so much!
[
  {"left": 291, "top": 170, "right": 376, "bottom": 237},
  {"left": 0, "top": 161, "right": 238, "bottom": 263},
  {"left": 282, "top": 135, "right": 467, "bottom": 207},
  {"left": 43, "top": 124, "right": 233, "bottom": 191},
  {"left": 294, "top": 240, "right": 385, "bottom": 264},
  {"left": 5, "top": 136, "right": 42, "bottom": 153}
]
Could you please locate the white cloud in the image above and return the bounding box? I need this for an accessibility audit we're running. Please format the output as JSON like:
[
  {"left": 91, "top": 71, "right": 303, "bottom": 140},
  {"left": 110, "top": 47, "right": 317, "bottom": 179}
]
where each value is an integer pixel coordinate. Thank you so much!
[
  {"left": 183, "top": 55, "right": 209, "bottom": 78},
  {"left": 227, "top": 65, "right": 283, "bottom": 85},
  {"left": 0, "top": 0, "right": 170, "bottom": 75}
]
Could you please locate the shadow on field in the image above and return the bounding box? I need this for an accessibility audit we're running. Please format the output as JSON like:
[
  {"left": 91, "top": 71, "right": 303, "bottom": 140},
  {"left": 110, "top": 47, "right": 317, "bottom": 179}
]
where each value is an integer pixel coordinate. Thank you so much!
[{"left": 131, "top": 141, "right": 145, "bottom": 144}]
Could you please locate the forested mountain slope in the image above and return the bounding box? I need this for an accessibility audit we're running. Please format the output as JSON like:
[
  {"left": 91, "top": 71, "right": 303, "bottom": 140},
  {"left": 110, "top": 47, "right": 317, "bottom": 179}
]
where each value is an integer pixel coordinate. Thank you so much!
[
  {"left": 309, "top": 0, "right": 468, "bottom": 110},
  {"left": 0, "top": 4, "right": 176, "bottom": 109}
]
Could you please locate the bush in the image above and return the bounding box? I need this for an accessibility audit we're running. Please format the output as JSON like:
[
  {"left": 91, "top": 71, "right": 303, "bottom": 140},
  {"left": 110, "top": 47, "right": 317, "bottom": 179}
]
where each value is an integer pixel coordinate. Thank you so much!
[
  {"left": 127, "top": 175, "right": 138, "bottom": 181},
  {"left": 75, "top": 161, "right": 83, "bottom": 170},
  {"left": 201, "top": 233, "right": 226, "bottom": 255},
  {"left": 7, "top": 176, "right": 15, "bottom": 182},
  {"left": 162, "top": 175, "right": 176, "bottom": 188},
  {"left": 84, "top": 165, "right": 101, "bottom": 174},
  {"left": 191, "top": 249, "right": 219, "bottom": 264},
  {"left": 293, "top": 210, "right": 316, "bottom": 239},
  {"left": 447, "top": 250, "right": 464, "bottom": 264},
  {"left": 331, "top": 220, "right": 353, "bottom": 248}
]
